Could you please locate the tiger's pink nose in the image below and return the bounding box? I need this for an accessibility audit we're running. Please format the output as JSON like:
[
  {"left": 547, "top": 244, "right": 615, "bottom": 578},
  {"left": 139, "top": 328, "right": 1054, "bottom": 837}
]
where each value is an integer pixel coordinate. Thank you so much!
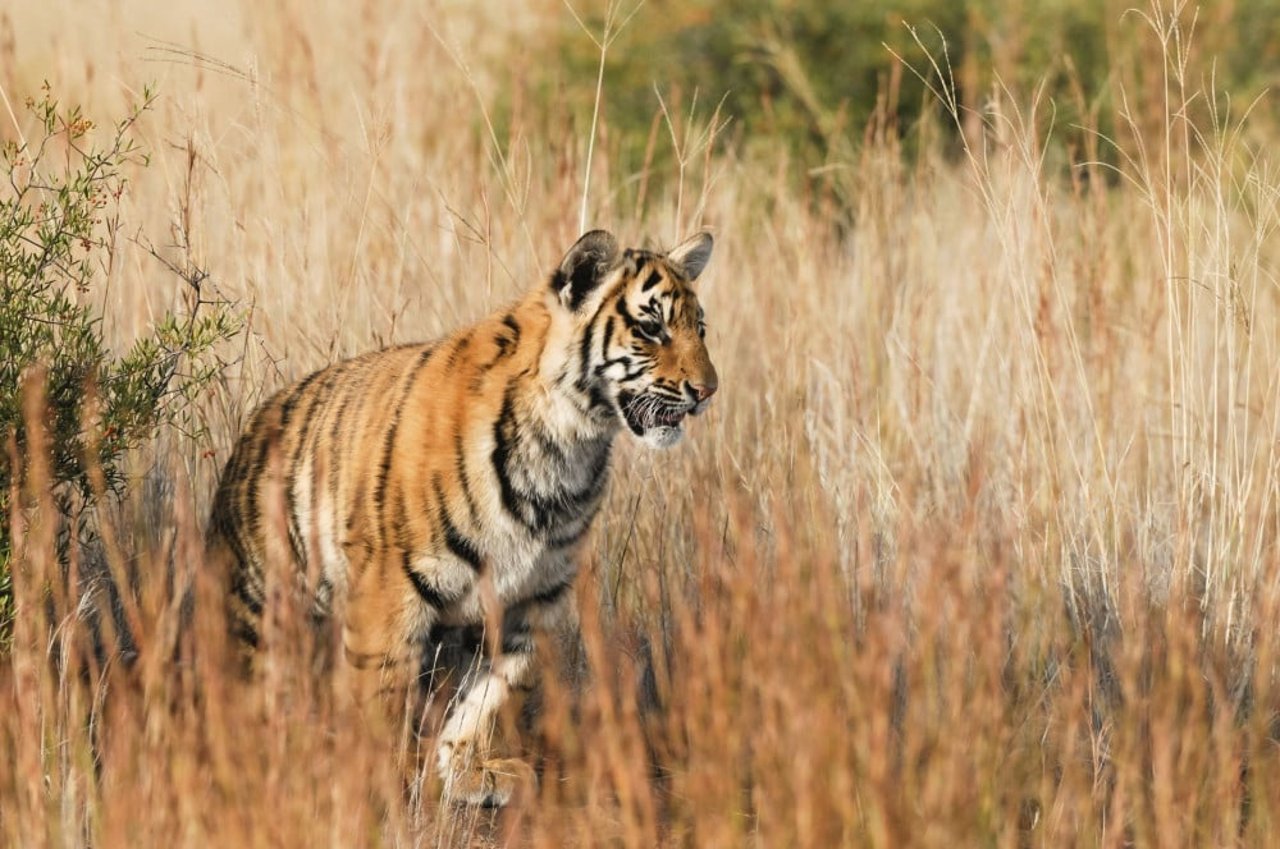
[{"left": 691, "top": 380, "right": 718, "bottom": 403}]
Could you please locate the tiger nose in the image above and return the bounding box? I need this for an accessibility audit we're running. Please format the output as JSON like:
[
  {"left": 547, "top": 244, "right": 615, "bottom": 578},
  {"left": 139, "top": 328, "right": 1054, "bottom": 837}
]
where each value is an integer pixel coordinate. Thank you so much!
[{"left": 688, "top": 378, "right": 718, "bottom": 403}]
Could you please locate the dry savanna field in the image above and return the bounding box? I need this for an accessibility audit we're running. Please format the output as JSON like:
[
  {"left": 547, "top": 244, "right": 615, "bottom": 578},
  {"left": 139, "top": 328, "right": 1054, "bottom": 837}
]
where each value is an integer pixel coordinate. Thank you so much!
[{"left": 3, "top": 0, "right": 1280, "bottom": 846}]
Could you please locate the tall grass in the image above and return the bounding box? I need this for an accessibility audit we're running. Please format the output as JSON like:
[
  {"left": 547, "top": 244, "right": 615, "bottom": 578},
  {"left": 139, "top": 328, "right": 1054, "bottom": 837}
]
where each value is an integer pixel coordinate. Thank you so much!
[{"left": 3, "top": 1, "right": 1280, "bottom": 845}]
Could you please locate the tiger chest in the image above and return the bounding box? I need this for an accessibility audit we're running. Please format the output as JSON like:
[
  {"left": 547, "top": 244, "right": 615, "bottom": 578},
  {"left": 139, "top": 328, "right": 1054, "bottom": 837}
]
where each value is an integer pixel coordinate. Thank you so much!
[
  {"left": 420, "top": 432, "right": 612, "bottom": 624},
  {"left": 488, "top": 419, "right": 613, "bottom": 554},
  {"left": 481, "top": 458, "right": 610, "bottom": 602}
]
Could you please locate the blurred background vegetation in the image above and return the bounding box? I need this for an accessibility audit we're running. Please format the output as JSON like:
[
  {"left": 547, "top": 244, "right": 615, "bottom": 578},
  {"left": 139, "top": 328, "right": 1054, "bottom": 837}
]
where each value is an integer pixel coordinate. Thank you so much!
[{"left": 532, "top": 0, "right": 1280, "bottom": 177}]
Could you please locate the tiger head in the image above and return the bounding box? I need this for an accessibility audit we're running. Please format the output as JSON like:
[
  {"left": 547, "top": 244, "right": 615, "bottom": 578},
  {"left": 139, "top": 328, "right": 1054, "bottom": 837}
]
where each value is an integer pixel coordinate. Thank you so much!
[{"left": 550, "top": 229, "right": 718, "bottom": 449}]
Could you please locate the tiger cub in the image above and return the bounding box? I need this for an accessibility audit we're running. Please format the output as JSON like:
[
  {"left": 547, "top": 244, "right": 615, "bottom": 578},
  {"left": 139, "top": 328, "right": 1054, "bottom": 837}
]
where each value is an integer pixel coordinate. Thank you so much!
[{"left": 207, "top": 230, "right": 717, "bottom": 806}]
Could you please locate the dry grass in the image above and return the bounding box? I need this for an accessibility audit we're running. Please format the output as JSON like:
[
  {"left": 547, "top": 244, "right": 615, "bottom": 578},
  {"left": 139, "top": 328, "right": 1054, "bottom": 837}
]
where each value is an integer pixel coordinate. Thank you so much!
[{"left": 4, "top": 1, "right": 1280, "bottom": 846}]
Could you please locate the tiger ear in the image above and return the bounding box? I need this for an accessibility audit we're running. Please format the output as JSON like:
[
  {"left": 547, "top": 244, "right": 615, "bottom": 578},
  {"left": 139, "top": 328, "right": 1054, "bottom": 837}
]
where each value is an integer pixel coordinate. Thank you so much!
[
  {"left": 666, "top": 231, "right": 714, "bottom": 282},
  {"left": 552, "top": 229, "right": 620, "bottom": 311}
]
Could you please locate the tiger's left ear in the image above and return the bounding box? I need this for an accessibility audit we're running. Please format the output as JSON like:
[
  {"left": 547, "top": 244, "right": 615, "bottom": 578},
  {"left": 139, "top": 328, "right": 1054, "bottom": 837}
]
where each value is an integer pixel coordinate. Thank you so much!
[
  {"left": 666, "top": 231, "right": 714, "bottom": 282},
  {"left": 552, "top": 229, "right": 620, "bottom": 311}
]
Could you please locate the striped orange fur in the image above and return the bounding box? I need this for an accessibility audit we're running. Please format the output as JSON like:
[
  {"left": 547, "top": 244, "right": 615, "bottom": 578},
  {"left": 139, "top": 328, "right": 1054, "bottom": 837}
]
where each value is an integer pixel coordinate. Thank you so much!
[{"left": 206, "top": 230, "right": 717, "bottom": 805}]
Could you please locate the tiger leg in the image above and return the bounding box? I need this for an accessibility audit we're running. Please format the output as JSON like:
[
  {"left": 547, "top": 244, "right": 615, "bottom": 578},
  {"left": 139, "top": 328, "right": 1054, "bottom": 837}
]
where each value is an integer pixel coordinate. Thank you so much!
[
  {"left": 436, "top": 652, "right": 536, "bottom": 806},
  {"left": 216, "top": 538, "right": 265, "bottom": 672},
  {"left": 437, "top": 591, "right": 570, "bottom": 807},
  {"left": 341, "top": 555, "right": 433, "bottom": 759}
]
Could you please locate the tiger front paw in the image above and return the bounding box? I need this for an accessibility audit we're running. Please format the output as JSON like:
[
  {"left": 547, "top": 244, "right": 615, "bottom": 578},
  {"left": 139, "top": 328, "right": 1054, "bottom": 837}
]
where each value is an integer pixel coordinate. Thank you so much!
[{"left": 437, "top": 738, "right": 535, "bottom": 808}]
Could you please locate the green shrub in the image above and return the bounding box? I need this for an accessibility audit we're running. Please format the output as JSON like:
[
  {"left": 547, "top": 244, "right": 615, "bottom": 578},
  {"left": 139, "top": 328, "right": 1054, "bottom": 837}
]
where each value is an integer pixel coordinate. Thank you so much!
[{"left": 0, "top": 84, "right": 241, "bottom": 643}]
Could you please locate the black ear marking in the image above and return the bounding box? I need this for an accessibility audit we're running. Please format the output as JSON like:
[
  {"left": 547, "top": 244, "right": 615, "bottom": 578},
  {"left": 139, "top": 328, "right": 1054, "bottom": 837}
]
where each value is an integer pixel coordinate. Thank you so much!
[{"left": 552, "top": 230, "right": 620, "bottom": 311}]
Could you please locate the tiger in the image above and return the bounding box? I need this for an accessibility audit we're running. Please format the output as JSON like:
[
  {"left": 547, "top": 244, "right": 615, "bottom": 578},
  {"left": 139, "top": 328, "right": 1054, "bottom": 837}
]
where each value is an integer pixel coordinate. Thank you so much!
[{"left": 206, "top": 229, "right": 717, "bottom": 806}]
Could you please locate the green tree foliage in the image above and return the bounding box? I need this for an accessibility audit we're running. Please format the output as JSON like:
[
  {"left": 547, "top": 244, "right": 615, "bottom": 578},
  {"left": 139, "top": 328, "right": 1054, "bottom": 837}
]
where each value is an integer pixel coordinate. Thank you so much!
[
  {"left": 0, "top": 85, "right": 241, "bottom": 640},
  {"left": 547, "top": 0, "right": 1277, "bottom": 170}
]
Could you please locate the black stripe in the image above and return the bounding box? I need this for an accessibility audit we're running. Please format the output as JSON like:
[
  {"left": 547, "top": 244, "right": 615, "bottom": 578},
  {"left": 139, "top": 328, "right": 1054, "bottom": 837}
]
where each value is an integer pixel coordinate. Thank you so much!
[
  {"left": 373, "top": 418, "right": 402, "bottom": 547},
  {"left": 491, "top": 381, "right": 529, "bottom": 527},
  {"left": 599, "top": 316, "right": 615, "bottom": 362},
  {"left": 568, "top": 447, "right": 611, "bottom": 513},
  {"left": 547, "top": 516, "right": 596, "bottom": 549},
  {"left": 454, "top": 427, "right": 481, "bottom": 526},
  {"left": 231, "top": 572, "right": 264, "bottom": 616},
  {"left": 587, "top": 385, "right": 613, "bottom": 415},
  {"left": 495, "top": 313, "right": 521, "bottom": 358},
  {"left": 501, "top": 628, "right": 535, "bottom": 656},
  {"left": 283, "top": 512, "right": 305, "bottom": 567},
  {"left": 278, "top": 368, "right": 324, "bottom": 429},
  {"left": 532, "top": 421, "right": 567, "bottom": 465},
  {"left": 528, "top": 442, "right": 612, "bottom": 533},
  {"left": 281, "top": 367, "right": 334, "bottom": 564},
  {"left": 232, "top": 619, "right": 260, "bottom": 649},
  {"left": 242, "top": 419, "right": 277, "bottom": 556},
  {"left": 524, "top": 578, "right": 573, "bottom": 608},
  {"left": 326, "top": 390, "right": 357, "bottom": 504},
  {"left": 445, "top": 332, "right": 473, "bottom": 368},
  {"left": 615, "top": 294, "right": 640, "bottom": 331},
  {"left": 312, "top": 576, "right": 333, "bottom": 620},
  {"left": 324, "top": 357, "right": 377, "bottom": 514},
  {"left": 391, "top": 479, "right": 411, "bottom": 552},
  {"left": 576, "top": 319, "right": 595, "bottom": 392},
  {"left": 641, "top": 269, "right": 663, "bottom": 291},
  {"left": 215, "top": 513, "right": 253, "bottom": 575},
  {"left": 433, "top": 474, "right": 483, "bottom": 572},
  {"left": 302, "top": 364, "right": 352, "bottom": 564},
  {"left": 373, "top": 346, "right": 436, "bottom": 545},
  {"left": 617, "top": 364, "right": 652, "bottom": 383},
  {"left": 475, "top": 318, "right": 522, "bottom": 384},
  {"left": 666, "top": 290, "right": 684, "bottom": 321},
  {"left": 403, "top": 550, "right": 452, "bottom": 609},
  {"left": 594, "top": 354, "right": 633, "bottom": 377}
]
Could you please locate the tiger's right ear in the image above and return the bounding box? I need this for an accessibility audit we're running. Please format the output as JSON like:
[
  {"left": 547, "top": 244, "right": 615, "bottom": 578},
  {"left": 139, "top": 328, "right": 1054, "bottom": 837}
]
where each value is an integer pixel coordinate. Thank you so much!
[{"left": 551, "top": 229, "right": 619, "bottom": 312}]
